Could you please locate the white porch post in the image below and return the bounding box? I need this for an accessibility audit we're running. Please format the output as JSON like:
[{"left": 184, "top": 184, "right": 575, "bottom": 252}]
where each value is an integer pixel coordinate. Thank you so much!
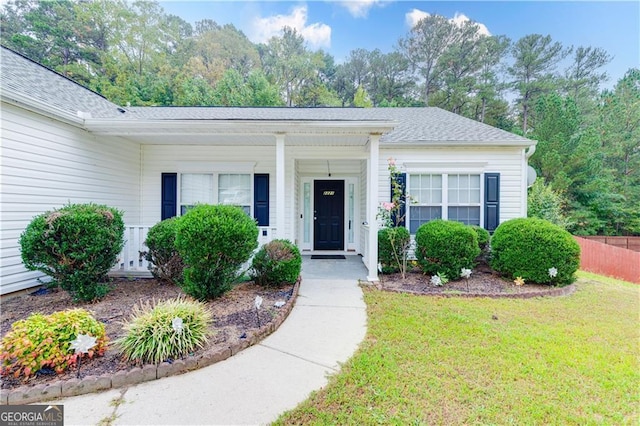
[
  {"left": 367, "top": 133, "right": 380, "bottom": 281},
  {"left": 276, "top": 134, "right": 286, "bottom": 239}
]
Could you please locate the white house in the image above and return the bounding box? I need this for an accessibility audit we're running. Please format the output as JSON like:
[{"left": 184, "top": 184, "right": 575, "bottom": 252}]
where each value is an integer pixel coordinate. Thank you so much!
[{"left": 0, "top": 47, "right": 536, "bottom": 295}]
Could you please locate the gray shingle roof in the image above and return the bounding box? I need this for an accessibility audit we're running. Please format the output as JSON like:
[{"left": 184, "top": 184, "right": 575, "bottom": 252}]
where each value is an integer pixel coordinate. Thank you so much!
[
  {"left": 123, "top": 106, "right": 532, "bottom": 144},
  {"left": 0, "top": 46, "right": 123, "bottom": 118},
  {"left": 1, "top": 46, "right": 533, "bottom": 145}
]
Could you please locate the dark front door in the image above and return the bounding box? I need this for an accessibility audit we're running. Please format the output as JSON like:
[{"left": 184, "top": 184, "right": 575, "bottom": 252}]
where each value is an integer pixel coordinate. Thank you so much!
[{"left": 314, "top": 180, "right": 345, "bottom": 250}]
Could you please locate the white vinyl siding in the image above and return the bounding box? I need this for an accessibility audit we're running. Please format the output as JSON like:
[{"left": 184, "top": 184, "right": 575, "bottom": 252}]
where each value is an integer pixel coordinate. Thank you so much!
[
  {"left": 0, "top": 103, "right": 141, "bottom": 295},
  {"left": 378, "top": 147, "right": 527, "bottom": 228}
]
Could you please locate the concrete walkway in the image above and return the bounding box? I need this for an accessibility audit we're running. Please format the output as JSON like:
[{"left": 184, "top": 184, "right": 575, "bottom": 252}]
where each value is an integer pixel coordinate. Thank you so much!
[{"left": 55, "top": 260, "right": 367, "bottom": 425}]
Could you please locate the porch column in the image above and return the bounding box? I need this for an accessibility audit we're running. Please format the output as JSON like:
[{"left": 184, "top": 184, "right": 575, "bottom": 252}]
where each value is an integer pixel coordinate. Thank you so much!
[
  {"left": 276, "top": 133, "right": 286, "bottom": 239},
  {"left": 367, "top": 133, "right": 380, "bottom": 281}
]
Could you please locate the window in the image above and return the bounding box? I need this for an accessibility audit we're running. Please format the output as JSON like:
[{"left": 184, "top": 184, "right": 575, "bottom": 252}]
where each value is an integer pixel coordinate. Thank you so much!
[
  {"left": 179, "top": 173, "right": 251, "bottom": 216},
  {"left": 218, "top": 174, "right": 251, "bottom": 215},
  {"left": 408, "top": 174, "right": 442, "bottom": 233},
  {"left": 407, "top": 173, "right": 481, "bottom": 232},
  {"left": 447, "top": 174, "right": 481, "bottom": 226},
  {"left": 180, "top": 173, "right": 213, "bottom": 215}
]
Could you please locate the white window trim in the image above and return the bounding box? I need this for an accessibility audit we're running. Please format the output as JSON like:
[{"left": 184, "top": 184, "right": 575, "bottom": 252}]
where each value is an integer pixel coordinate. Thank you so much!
[{"left": 406, "top": 172, "right": 485, "bottom": 232}]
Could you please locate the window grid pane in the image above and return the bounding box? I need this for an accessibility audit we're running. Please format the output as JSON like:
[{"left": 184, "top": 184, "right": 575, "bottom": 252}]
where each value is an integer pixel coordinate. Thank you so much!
[
  {"left": 448, "top": 206, "right": 481, "bottom": 226},
  {"left": 409, "top": 174, "right": 442, "bottom": 205},
  {"left": 448, "top": 174, "right": 480, "bottom": 206},
  {"left": 219, "top": 173, "right": 251, "bottom": 207},
  {"left": 181, "top": 174, "right": 214, "bottom": 205},
  {"left": 409, "top": 206, "right": 442, "bottom": 233}
]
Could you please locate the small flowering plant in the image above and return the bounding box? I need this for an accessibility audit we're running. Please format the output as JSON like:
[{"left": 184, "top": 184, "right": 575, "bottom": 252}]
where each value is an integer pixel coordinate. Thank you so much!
[
  {"left": 377, "top": 157, "right": 414, "bottom": 279},
  {"left": 430, "top": 272, "right": 449, "bottom": 287},
  {"left": 460, "top": 268, "right": 472, "bottom": 279}
]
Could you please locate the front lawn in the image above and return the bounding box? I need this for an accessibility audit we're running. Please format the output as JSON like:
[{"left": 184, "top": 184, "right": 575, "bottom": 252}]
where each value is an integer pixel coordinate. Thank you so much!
[{"left": 276, "top": 273, "right": 639, "bottom": 425}]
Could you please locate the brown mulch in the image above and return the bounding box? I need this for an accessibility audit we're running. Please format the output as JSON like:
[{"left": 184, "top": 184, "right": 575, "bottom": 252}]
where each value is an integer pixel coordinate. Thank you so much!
[
  {"left": 377, "top": 260, "right": 564, "bottom": 296},
  {"left": 0, "top": 278, "right": 294, "bottom": 391}
]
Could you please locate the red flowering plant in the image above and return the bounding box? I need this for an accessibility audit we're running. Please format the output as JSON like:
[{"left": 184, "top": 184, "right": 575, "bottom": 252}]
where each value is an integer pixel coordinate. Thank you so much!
[{"left": 377, "top": 158, "right": 412, "bottom": 279}]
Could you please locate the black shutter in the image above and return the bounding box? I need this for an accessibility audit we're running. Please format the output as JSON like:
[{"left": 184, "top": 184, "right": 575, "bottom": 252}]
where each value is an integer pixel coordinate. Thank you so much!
[
  {"left": 254, "top": 174, "right": 269, "bottom": 226},
  {"left": 391, "top": 173, "right": 406, "bottom": 227},
  {"left": 484, "top": 173, "right": 500, "bottom": 232},
  {"left": 161, "top": 173, "right": 177, "bottom": 220}
]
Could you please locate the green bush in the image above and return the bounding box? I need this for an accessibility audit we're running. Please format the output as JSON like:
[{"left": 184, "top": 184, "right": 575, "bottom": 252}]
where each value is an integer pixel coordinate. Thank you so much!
[
  {"left": 175, "top": 204, "right": 258, "bottom": 300},
  {"left": 469, "top": 225, "right": 490, "bottom": 250},
  {"left": 251, "top": 239, "right": 302, "bottom": 287},
  {"left": 0, "top": 309, "right": 107, "bottom": 378},
  {"left": 145, "top": 218, "right": 184, "bottom": 285},
  {"left": 415, "top": 220, "right": 480, "bottom": 279},
  {"left": 19, "top": 203, "right": 124, "bottom": 302},
  {"left": 115, "top": 298, "right": 212, "bottom": 365},
  {"left": 490, "top": 217, "right": 580, "bottom": 286},
  {"left": 378, "top": 227, "right": 411, "bottom": 274}
]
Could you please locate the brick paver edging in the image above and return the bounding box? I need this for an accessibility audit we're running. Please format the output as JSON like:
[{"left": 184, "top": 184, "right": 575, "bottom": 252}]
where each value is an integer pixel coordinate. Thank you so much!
[
  {"left": 0, "top": 278, "right": 301, "bottom": 406},
  {"left": 378, "top": 283, "right": 576, "bottom": 299}
]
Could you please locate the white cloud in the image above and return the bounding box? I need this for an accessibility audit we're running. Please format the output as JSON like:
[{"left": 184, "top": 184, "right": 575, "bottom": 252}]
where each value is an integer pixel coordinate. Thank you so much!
[
  {"left": 452, "top": 12, "right": 491, "bottom": 36},
  {"left": 406, "top": 8, "right": 430, "bottom": 28},
  {"left": 250, "top": 5, "right": 331, "bottom": 49},
  {"left": 405, "top": 9, "right": 491, "bottom": 36},
  {"left": 339, "top": 0, "right": 387, "bottom": 18}
]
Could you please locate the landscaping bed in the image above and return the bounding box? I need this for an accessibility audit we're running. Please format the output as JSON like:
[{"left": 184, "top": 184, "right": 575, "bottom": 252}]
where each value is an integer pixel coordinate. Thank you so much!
[
  {"left": 377, "top": 261, "right": 575, "bottom": 298},
  {"left": 0, "top": 277, "right": 297, "bottom": 393}
]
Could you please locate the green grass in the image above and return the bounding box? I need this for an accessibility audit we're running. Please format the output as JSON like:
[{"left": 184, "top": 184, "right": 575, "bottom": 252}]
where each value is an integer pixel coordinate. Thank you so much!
[{"left": 276, "top": 275, "right": 639, "bottom": 425}]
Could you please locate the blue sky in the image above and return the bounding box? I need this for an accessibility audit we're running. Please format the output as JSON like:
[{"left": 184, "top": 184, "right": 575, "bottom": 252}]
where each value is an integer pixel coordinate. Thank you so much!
[{"left": 161, "top": 1, "right": 639, "bottom": 89}]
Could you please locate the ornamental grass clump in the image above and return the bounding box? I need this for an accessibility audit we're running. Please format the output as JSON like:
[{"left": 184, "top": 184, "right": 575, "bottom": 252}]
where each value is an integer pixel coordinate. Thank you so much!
[
  {"left": 415, "top": 220, "right": 480, "bottom": 280},
  {"left": 175, "top": 204, "right": 258, "bottom": 300},
  {"left": 116, "top": 298, "right": 213, "bottom": 365},
  {"left": 0, "top": 309, "right": 107, "bottom": 378},
  {"left": 144, "top": 217, "right": 184, "bottom": 285},
  {"left": 251, "top": 239, "right": 302, "bottom": 287},
  {"left": 19, "top": 203, "right": 124, "bottom": 302},
  {"left": 490, "top": 217, "right": 580, "bottom": 286}
]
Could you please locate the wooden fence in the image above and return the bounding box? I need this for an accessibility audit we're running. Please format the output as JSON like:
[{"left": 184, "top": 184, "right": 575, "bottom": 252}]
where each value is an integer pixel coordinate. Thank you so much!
[
  {"left": 579, "top": 236, "right": 640, "bottom": 252},
  {"left": 574, "top": 237, "right": 640, "bottom": 284}
]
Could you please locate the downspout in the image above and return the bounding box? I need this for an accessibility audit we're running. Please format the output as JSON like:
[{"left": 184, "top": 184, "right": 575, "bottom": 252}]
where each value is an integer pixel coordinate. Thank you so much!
[{"left": 525, "top": 143, "right": 536, "bottom": 160}]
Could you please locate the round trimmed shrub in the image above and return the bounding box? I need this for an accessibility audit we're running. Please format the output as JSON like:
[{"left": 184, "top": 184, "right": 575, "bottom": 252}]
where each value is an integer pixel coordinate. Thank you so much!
[
  {"left": 145, "top": 218, "right": 184, "bottom": 285},
  {"left": 415, "top": 220, "right": 480, "bottom": 279},
  {"left": 0, "top": 308, "right": 108, "bottom": 378},
  {"left": 19, "top": 203, "right": 124, "bottom": 302},
  {"left": 175, "top": 204, "right": 258, "bottom": 300},
  {"left": 469, "top": 225, "right": 490, "bottom": 250},
  {"left": 251, "top": 239, "right": 301, "bottom": 287},
  {"left": 115, "top": 298, "right": 213, "bottom": 365},
  {"left": 378, "top": 227, "right": 411, "bottom": 273},
  {"left": 490, "top": 217, "right": 580, "bottom": 286}
]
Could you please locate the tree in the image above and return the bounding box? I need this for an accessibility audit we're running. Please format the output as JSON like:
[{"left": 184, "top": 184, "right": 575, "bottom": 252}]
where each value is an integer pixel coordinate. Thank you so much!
[
  {"left": 564, "top": 46, "right": 612, "bottom": 109},
  {"left": 399, "top": 14, "right": 458, "bottom": 105},
  {"left": 367, "top": 49, "right": 413, "bottom": 106},
  {"left": 210, "top": 69, "right": 282, "bottom": 106},
  {"left": 597, "top": 69, "right": 640, "bottom": 234},
  {"left": 475, "top": 35, "right": 510, "bottom": 123},
  {"left": 261, "top": 27, "right": 316, "bottom": 106},
  {"left": 508, "top": 34, "right": 568, "bottom": 133},
  {"left": 353, "top": 85, "right": 373, "bottom": 107}
]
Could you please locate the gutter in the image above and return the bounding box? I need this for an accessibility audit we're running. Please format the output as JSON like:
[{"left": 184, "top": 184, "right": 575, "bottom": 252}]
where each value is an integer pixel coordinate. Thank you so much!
[{"left": 0, "top": 88, "right": 85, "bottom": 127}]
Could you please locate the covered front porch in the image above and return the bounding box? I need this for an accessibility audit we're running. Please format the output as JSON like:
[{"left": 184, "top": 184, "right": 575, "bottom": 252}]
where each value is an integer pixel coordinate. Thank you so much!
[{"left": 93, "top": 117, "right": 395, "bottom": 281}]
